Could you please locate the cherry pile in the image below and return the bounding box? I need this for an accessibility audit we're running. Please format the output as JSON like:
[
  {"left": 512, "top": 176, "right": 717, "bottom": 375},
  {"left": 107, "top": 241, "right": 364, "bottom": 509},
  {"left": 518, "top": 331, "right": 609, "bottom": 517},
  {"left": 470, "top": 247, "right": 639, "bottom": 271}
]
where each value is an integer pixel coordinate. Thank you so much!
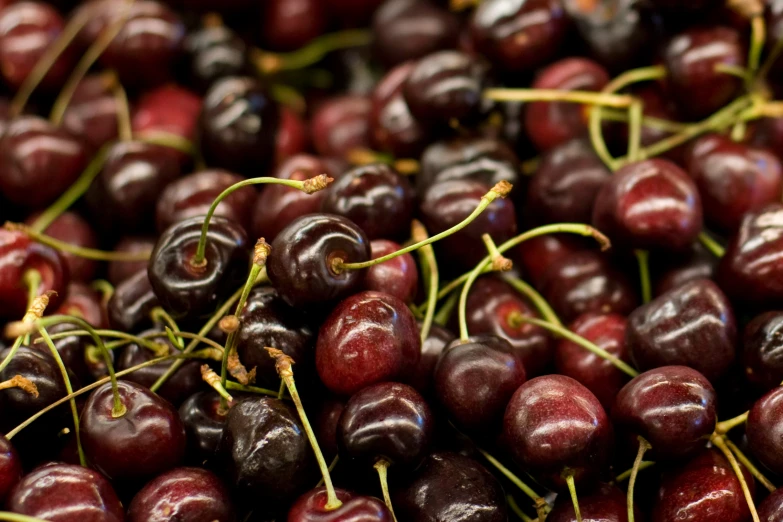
[{"left": 1, "top": 0, "right": 783, "bottom": 521}]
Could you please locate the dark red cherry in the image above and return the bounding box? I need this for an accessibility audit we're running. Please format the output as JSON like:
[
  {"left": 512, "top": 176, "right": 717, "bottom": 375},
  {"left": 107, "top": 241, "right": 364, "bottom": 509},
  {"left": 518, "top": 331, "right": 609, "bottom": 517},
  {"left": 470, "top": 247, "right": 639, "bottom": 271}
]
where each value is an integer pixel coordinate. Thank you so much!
[
  {"left": 362, "top": 240, "right": 418, "bottom": 304},
  {"left": 612, "top": 366, "right": 716, "bottom": 460},
  {"left": 758, "top": 488, "right": 783, "bottom": 522},
  {"left": 108, "top": 236, "right": 155, "bottom": 285},
  {"left": 81, "top": 380, "right": 186, "bottom": 482},
  {"left": 267, "top": 213, "right": 370, "bottom": 308},
  {"left": 750, "top": 116, "right": 783, "bottom": 164},
  {"left": 128, "top": 467, "right": 234, "bottom": 522},
  {"left": 179, "top": 390, "right": 227, "bottom": 464},
  {"left": 288, "top": 487, "right": 393, "bottom": 522},
  {"left": 555, "top": 313, "right": 630, "bottom": 411},
  {"left": 321, "top": 163, "right": 414, "bottom": 240},
  {"left": 435, "top": 335, "right": 526, "bottom": 434},
  {"left": 592, "top": 158, "right": 703, "bottom": 251},
  {"left": 0, "top": 435, "right": 21, "bottom": 504},
  {"left": 747, "top": 386, "right": 783, "bottom": 475},
  {"left": 410, "top": 323, "right": 455, "bottom": 396},
  {"left": 0, "top": 2, "right": 75, "bottom": 91},
  {"left": 652, "top": 242, "right": 717, "bottom": 297},
  {"left": 325, "top": 0, "right": 384, "bottom": 27},
  {"left": 469, "top": 0, "right": 569, "bottom": 73},
  {"left": 131, "top": 84, "right": 202, "bottom": 153},
  {"left": 217, "top": 396, "right": 316, "bottom": 507},
  {"left": 742, "top": 311, "right": 783, "bottom": 392},
  {"left": 198, "top": 76, "right": 280, "bottom": 177},
  {"left": 277, "top": 107, "right": 310, "bottom": 165},
  {"left": 0, "top": 116, "right": 87, "bottom": 208},
  {"left": 6, "top": 463, "right": 124, "bottom": 522},
  {"left": 525, "top": 138, "right": 612, "bottom": 226},
  {"left": 262, "top": 0, "right": 326, "bottom": 51},
  {"left": 372, "top": 0, "right": 459, "bottom": 68},
  {"left": 393, "top": 452, "right": 508, "bottom": 522},
  {"left": 503, "top": 374, "right": 612, "bottom": 490},
  {"left": 311, "top": 95, "right": 372, "bottom": 160},
  {"left": 156, "top": 170, "right": 255, "bottom": 233},
  {"left": 662, "top": 26, "right": 745, "bottom": 120},
  {"left": 148, "top": 215, "right": 249, "bottom": 319},
  {"left": 525, "top": 58, "right": 610, "bottom": 152},
  {"left": 515, "top": 233, "right": 587, "bottom": 288},
  {"left": 370, "top": 61, "right": 430, "bottom": 158},
  {"left": 652, "top": 449, "right": 755, "bottom": 522},
  {"left": 0, "top": 229, "right": 68, "bottom": 319},
  {"left": 686, "top": 134, "right": 783, "bottom": 233},
  {"left": 421, "top": 179, "right": 517, "bottom": 269},
  {"left": 317, "top": 291, "right": 420, "bottom": 396},
  {"left": 55, "top": 281, "right": 105, "bottom": 328},
  {"left": 404, "top": 50, "right": 490, "bottom": 127},
  {"left": 183, "top": 21, "right": 248, "bottom": 93},
  {"left": 548, "top": 482, "right": 640, "bottom": 522},
  {"left": 626, "top": 279, "right": 736, "bottom": 383},
  {"left": 338, "top": 382, "right": 434, "bottom": 467},
  {"left": 540, "top": 249, "right": 639, "bottom": 323},
  {"left": 107, "top": 269, "right": 160, "bottom": 332},
  {"left": 24, "top": 211, "right": 97, "bottom": 283},
  {"left": 61, "top": 74, "right": 120, "bottom": 152}
]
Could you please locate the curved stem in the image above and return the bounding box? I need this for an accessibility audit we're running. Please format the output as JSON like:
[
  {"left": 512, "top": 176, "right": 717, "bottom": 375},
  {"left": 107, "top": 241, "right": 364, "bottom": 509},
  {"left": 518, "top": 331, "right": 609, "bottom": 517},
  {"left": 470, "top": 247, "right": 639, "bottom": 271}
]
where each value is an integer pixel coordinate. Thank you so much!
[
  {"left": 599, "top": 108, "right": 688, "bottom": 133},
  {"left": 252, "top": 29, "right": 372, "bottom": 74},
  {"left": 484, "top": 89, "right": 635, "bottom": 107},
  {"left": 413, "top": 221, "right": 439, "bottom": 343},
  {"left": 0, "top": 513, "right": 51, "bottom": 522},
  {"left": 482, "top": 233, "right": 513, "bottom": 272},
  {"left": 317, "top": 455, "right": 340, "bottom": 487},
  {"left": 724, "top": 438, "right": 776, "bottom": 492},
  {"left": 635, "top": 250, "right": 652, "bottom": 304},
  {"left": 699, "top": 231, "right": 726, "bottom": 258},
  {"left": 374, "top": 459, "right": 399, "bottom": 522},
  {"left": 150, "top": 307, "right": 183, "bottom": 349},
  {"left": 716, "top": 411, "right": 749, "bottom": 434},
  {"left": 434, "top": 291, "right": 459, "bottom": 327},
  {"left": 748, "top": 15, "right": 766, "bottom": 81},
  {"left": 38, "top": 328, "right": 167, "bottom": 355},
  {"left": 110, "top": 72, "right": 132, "bottom": 141},
  {"left": 627, "top": 100, "right": 643, "bottom": 162},
  {"left": 614, "top": 461, "right": 655, "bottom": 483},
  {"left": 478, "top": 448, "right": 546, "bottom": 507},
  {"left": 627, "top": 437, "right": 651, "bottom": 522},
  {"left": 758, "top": 32, "right": 783, "bottom": 81},
  {"left": 224, "top": 380, "right": 280, "bottom": 398},
  {"left": 200, "top": 364, "right": 233, "bottom": 403},
  {"left": 507, "top": 496, "right": 534, "bottom": 522},
  {"left": 135, "top": 131, "right": 197, "bottom": 157},
  {"left": 0, "top": 376, "right": 37, "bottom": 394},
  {"left": 711, "top": 434, "right": 760, "bottom": 522},
  {"left": 501, "top": 274, "right": 562, "bottom": 328},
  {"left": 563, "top": 471, "right": 582, "bottom": 522}
]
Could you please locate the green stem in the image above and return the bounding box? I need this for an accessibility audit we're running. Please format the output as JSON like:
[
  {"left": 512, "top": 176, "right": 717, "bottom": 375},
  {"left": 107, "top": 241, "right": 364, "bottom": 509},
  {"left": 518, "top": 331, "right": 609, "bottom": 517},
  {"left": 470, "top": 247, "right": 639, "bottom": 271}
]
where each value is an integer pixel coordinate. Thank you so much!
[
  {"left": 614, "top": 461, "right": 655, "bottom": 483},
  {"left": 598, "top": 108, "right": 687, "bottom": 132},
  {"left": 725, "top": 438, "right": 776, "bottom": 493},
  {"left": 478, "top": 448, "right": 546, "bottom": 506},
  {"left": 150, "top": 307, "right": 183, "bottom": 349},
  {"left": 748, "top": 15, "right": 766, "bottom": 81},
  {"left": 484, "top": 89, "right": 634, "bottom": 107},
  {"left": 434, "top": 292, "right": 459, "bottom": 326},
  {"left": 635, "top": 250, "right": 652, "bottom": 304},
  {"left": 0, "top": 513, "right": 51, "bottom": 522},
  {"left": 564, "top": 471, "right": 582, "bottom": 522},
  {"left": 501, "top": 274, "right": 562, "bottom": 327},
  {"left": 414, "top": 221, "right": 439, "bottom": 343},
  {"left": 627, "top": 100, "right": 643, "bottom": 162},
  {"left": 254, "top": 29, "right": 372, "bottom": 73},
  {"left": 507, "top": 496, "right": 534, "bottom": 522},
  {"left": 374, "top": 459, "right": 398, "bottom": 522},
  {"left": 224, "top": 381, "right": 280, "bottom": 397},
  {"left": 716, "top": 411, "right": 749, "bottom": 434},
  {"left": 699, "top": 231, "right": 726, "bottom": 258},
  {"left": 628, "top": 437, "right": 651, "bottom": 522},
  {"left": 758, "top": 31, "right": 783, "bottom": 81},
  {"left": 7, "top": 223, "right": 151, "bottom": 262},
  {"left": 711, "top": 434, "right": 760, "bottom": 522},
  {"left": 135, "top": 131, "right": 197, "bottom": 157}
]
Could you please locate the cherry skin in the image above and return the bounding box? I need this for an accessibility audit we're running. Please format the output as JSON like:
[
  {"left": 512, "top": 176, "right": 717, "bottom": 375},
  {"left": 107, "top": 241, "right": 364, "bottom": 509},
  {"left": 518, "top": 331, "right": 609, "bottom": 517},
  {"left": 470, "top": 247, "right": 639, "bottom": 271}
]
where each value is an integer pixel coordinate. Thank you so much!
[
  {"left": 276, "top": 107, "right": 310, "bottom": 165},
  {"left": 515, "top": 233, "right": 587, "bottom": 288},
  {"left": 315, "top": 399, "right": 345, "bottom": 462},
  {"left": 320, "top": 163, "right": 415, "bottom": 240},
  {"left": 179, "top": 390, "right": 227, "bottom": 465},
  {"left": 183, "top": 20, "right": 248, "bottom": 93},
  {"left": 758, "top": 488, "right": 783, "bottom": 522},
  {"left": 410, "top": 324, "right": 456, "bottom": 396},
  {"left": 262, "top": 0, "right": 326, "bottom": 51},
  {"left": 686, "top": 134, "right": 783, "bottom": 233},
  {"left": 742, "top": 311, "right": 783, "bottom": 392},
  {"left": 128, "top": 467, "right": 234, "bottom": 522},
  {"left": 267, "top": 214, "right": 370, "bottom": 308},
  {"left": 592, "top": 158, "right": 703, "bottom": 251},
  {"left": 612, "top": 365, "right": 716, "bottom": 460},
  {"left": 147, "top": 215, "right": 250, "bottom": 319},
  {"left": 362, "top": 240, "right": 418, "bottom": 304},
  {"left": 435, "top": 335, "right": 526, "bottom": 434},
  {"left": 0, "top": 434, "right": 22, "bottom": 504},
  {"left": 6, "top": 463, "right": 124, "bottom": 522},
  {"left": 61, "top": 74, "right": 120, "bottom": 153},
  {"left": 338, "top": 382, "right": 434, "bottom": 467},
  {"left": 108, "top": 236, "right": 156, "bottom": 286},
  {"left": 198, "top": 76, "right": 280, "bottom": 177},
  {"left": 311, "top": 95, "right": 372, "bottom": 160},
  {"left": 24, "top": 211, "right": 98, "bottom": 283},
  {"left": 80, "top": 380, "right": 187, "bottom": 483},
  {"left": 288, "top": 487, "right": 393, "bottom": 522},
  {"left": 324, "top": 0, "right": 384, "bottom": 27},
  {"left": 503, "top": 374, "right": 613, "bottom": 490},
  {"left": 652, "top": 243, "right": 717, "bottom": 297},
  {"left": 548, "top": 482, "right": 640, "bottom": 522},
  {"left": 316, "top": 291, "right": 420, "bottom": 396},
  {"left": 106, "top": 269, "right": 160, "bottom": 332},
  {"left": 555, "top": 312, "right": 630, "bottom": 411},
  {"left": 746, "top": 386, "right": 783, "bottom": 475},
  {"left": 393, "top": 452, "right": 508, "bottom": 522},
  {"left": 625, "top": 279, "right": 736, "bottom": 383}
]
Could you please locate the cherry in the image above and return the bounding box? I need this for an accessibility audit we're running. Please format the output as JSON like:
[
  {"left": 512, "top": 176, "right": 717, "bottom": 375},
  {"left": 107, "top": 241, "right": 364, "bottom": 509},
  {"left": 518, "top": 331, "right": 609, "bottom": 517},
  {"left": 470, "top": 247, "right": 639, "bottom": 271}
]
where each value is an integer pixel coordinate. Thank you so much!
[
  {"left": 108, "top": 236, "right": 156, "bottom": 285},
  {"left": 107, "top": 269, "right": 160, "bottom": 332},
  {"left": 131, "top": 84, "right": 202, "bottom": 147},
  {"left": 156, "top": 170, "right": 256, "bottom": 233},
  {"left": 750, "top": 116, "right": 783, "bottom": 164},
  {"left": 288, "top": 487, "right": 393, "bottom": 522},
  {"left": 503, "top": 374, "right": 613, "bottom": 490},
  {"left": 372, "top": 0, "right": 459, "bottom": 68},
  {"left": 316, "top": 290, "right": 420, "bottom": 396},
  {"left": 0, "top": 434, "right": 22, "bottom": 504},
  {"left": 525, "top": 58, "right": 611, "bottom": 152},
  {"left": 525, "top": 138, "right": 612, "bottom": 225},
  {"left": 435, "top": 335, "right": 526, "bottom": 434},
  {"left": 360, "top": 240, "right": 417, "bottom": 303},
  {"left": 612, "top": 365, "right": 716, "bottom": 460},
  {"left": 311, "top": 95, "right": 372, "bottom": 160},
  {"left": 393, "top": 452, "right": 508, "bottom": 522},
  {"left": 148, "top": 215, "right": 249, "bottom": 319},
  {"left": 277, "top": 107, "right": 310, "bottom": 165},
  {"left": 198, "top": 76, "right": 280, "bottom": 177},
  {"left": 625, "top": 279, "right": 736, "bottom": 383},
  {"left": 61, "top": 74, "right": 120, "bottom": 153},
  {"left": 592, "top": 158, "right": 703, "bottom": 252},
  {"left": 421, "top": 179, "right": 517, "bottom": 269},
  {"left": 554, "top": 312, "right": 630, "bottom": 411},
  {"left": 403, "top": 50, "right": 490, "bottom": 127},
  {"left": 321, "top": 163, "right": 414, "bottom": 240},
  {"left": 24, "top": 211, "right": 98, "bottom": 283},
  {"left": 548, "top": 482, "right": 639, "bottom": 522},
  {"left": 661, "top": 26, "right": 745, "bottom": 120},
  {"left": 267, "top": 214, "right": 370, "bottom": 308},
  {"left": 315, "top": 399, "right": 345, "bottom": 462},
  {"left": 652, "top": 243, "right": 717, "bottom": 297},
  {"left": 410, "top": 323, "right": 455, "bottom": 395},
  {"left": 216, "top": 396, "right": 316, "bottom": 507},
  {"left": 686, "top": 134, "right": 783, "bottom": 233},
  {"left": 0, "top": 116, "right": 88, "bottom": 208},
  {"left": 515, "top": 233, "right": 587, "bottom": 288},
  {"left": 179, "top": 390, "right": 227, "bottom": 464},
  {"left": 469, "top": 0, "right": 569, "bottom": 74},
  {"left": 746, "top": 386, "right": 783, "bottom": 475},
  {"left": 262, "top": 0, "right": 326, "bottom": 52},
  {"left": 742, "top": 311, "right": 783, "bottom": 392},
  {"left": 652, "top": 449, "right": 755, "bottom": 522},
  {"left": 128, "top": 467, "right": 234, "bottom": 522},
  {"left": 325, "top": 0, "right": 384, "bottom": 27},
  {"left": 183, "top": 19, "right": 248, "bottom": 93},
  {"left": 81, "top": 380, "right": 187, "bottom": 482},
  {"left": 6, "top": 463, "right": 124, "bottom": 522},
  {"left": 758, "top": 488, "right": 783, "bottom": 522}
]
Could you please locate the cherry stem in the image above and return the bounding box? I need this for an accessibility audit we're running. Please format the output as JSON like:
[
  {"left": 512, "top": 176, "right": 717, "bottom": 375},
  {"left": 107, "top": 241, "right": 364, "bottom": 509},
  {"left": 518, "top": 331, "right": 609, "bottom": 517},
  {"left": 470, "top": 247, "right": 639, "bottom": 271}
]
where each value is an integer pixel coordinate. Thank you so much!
[
  {"left": 201, "top": 364, "right": 233, "bottom": 403},
  {"left": 316, "top": 456, "right": 340, "bottom": 487},
  {"left": 482, "top": 234, "right": 513, "bottom": 272},
  {"left": 711, "top": 434, "right": 760, "bottom": 522},
  {"left": 434, "top": 292, "right": 459, "bottom": 326},
  {"left": 0, "top": 375, "right": 37, "bottom": 395},
  {"left": 150, "top": 307, "right": 183, "bottom": 349},
  {"left": 38, "top": 325, "right": 86, "bottom": 467},
  {"left": 484, "top": 88, "right": 635, "bottom": 107},
  {"left": 49, "top": 0, "right": 134, "bottom": 126},
  {"left": 267, "top": 348, "right": 343, "bottom": 511},
  {"left": 252, "top": 29, "right": 372, "bottom": 74},
  {"left": 39, "top": 328, "right": 169, "bottom": 356},
  {"left": 110, "top": 71, "right": 132, "bottom": 141},
  {"left": 715, "top": 63, "right": 751, "bottom": 81},
  {"left": 0, "top": 513, "right": 51, "bottom": 522},
  {"left": 450, "top": 0, "right": 479, "bottom": 11},
  {"left": 501, "top": 274, "right": 562, "bottom": 328},
  {"left": 614, "top": 461, "right": 655, "bottom": 483},
  {"left": 91, "top": 279, "right": 114, "bottom": 305},
  {"left": 699, "top": 231, "right": 726, "bottom": 258},
  {"left": 724, "top": 438, "right": 776, "bottom": 492},
  {"left": 191, "top": 176, "right": 330, "bottom": 267},
  {"left": 748, "top": 15, "right": 766, "bottom": 82},
  {"left": 758, "top": 31, "right": 783, "bottom": 80},
  {"left": 339, "top": 181, "right": 513, "bottom": 272},
  {"left": 29, "top": 145, "right": 111, "bottom": 233},
  {"left": 506, "top": 495, "right": 534, "bottom": 522},
  {"left": 347, "top": 148, "right": 420, "bottom": 175},
  {"left": 136, "top": 130, "right": 197, "bottom": 157},
  {"left": 627, "top": 100, "right": 643, "bottom": 162},
  {"left": 477, "top": 448, "right": 547, "bottom": 508},
  {"left": 457, "top": 223, "right": 611, "bottom": 341},
  {"left": 561, "top": 471, "right": 582, "bottom": 522},
  {"left": 23, "top": 270, "right": 42, "bottom": 347},
  {"left": 413, "top": 220, "right": 439, "bottom": 343},
  {"left": 634, "top": 250, "right": 652, "bottom": 304},
  {"left": 627, "top": 437, "right": 651, "bottom": 522},
  {"left": 0, "top": 280, "right": 47, "bottom": 374},
  {"left": 716, "top": 411, "right": 749, "bottom": 433},
  {"left": 270, "top": 83, "right": 307, "bottom": 114},
  {"left": 224, "top": 380, "right": 280, "bottom": 398},
  {"left": 599, "top": 108, "right": 688, "bottom": 133},
  {"left": 374, "top": 459, "right": 399, "bottom": 522}
]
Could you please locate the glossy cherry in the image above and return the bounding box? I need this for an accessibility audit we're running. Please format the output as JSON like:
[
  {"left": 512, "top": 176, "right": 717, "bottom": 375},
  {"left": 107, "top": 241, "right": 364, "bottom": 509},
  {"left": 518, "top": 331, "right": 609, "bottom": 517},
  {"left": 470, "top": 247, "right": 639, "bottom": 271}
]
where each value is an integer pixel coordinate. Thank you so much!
[
  {"left": 410, "top": 323, "right": 456, "bottom": 396},
  {"left": 0, "top": 434, "right": 22, "bottom": 503},
  {"left": 108, "top": 236, "right": 156, "bottom": 285},
  {"left": 742, "top": 311, "right": 783, "bottom": 392},
  {"left": 746, "top": 386, "right": 783, "bottom": 475},
  {"left": 277, "top": 107, "right": 310, "bottom": 165},
  {"left": 316, "top": 291, "right": 420, "bottom": 396},
  {"left": 24, "top": 211, "right": 98, "bottom": 283},
  {"left": 548, "top": 482, "right": 640, "bottom": 522},
  {"left": 311, "top": 95, "right": 372, "bottom": 160},
  {"left": 179, "top": 390, "right": 228, "bottom": 465},
  {"left": 262, "top": 0, "right": 326, "bottom": 51},
  {"left": 315, "top": 398, "right": 345, "bottom": 462},
  {"left": 652, "top": 243, "right": 717, "bottom": 297},
  {"left": 128, "top": 467, "right": 234, "bottom": 522},
  {"left": 183, "top": 20, "right": 248, "bottom": 93},
  {"left": 325, "top": 0, "right": 384, "bottom": 26},
  {"left": 107, "top": 269, "right": 160, "bottom": 332},
  {"left": 131, "top": 84, "right": 202, "bottom": 155},
  {"left": 758, "top": 488, "right": 783, "bottom": 522},
  {"left": 362, "top": 240, "right": 418, "bottom": 303},
  {"left": 515, "top": 233, "right": 587, "bottom": 288},
  {"left": 288, "top": 487, "right": 393, "bottom": 522},
  {"left": 503, "top": 374, "right": 613, "bottom": 490},
  {"left": 61, "top": 74, "right": 120, "bottom": 152}
]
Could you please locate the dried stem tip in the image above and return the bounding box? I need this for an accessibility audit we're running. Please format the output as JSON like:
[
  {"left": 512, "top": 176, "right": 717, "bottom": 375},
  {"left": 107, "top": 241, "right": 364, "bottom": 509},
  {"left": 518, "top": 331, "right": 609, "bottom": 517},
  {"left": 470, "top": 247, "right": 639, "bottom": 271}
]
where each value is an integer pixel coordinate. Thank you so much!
[
  {"left": 591, "top": 228, "right": 612, "bottom": 251},
  {"left": 492, "top": 256, "right": 514, "bottom": 272},
  {"left": 265, "top": 347, "right": 294, "bottom": 378},
  {"left": 228, "top": 350, "right": 256, "bottom": 385},
  {"left": 253, "top": 238, "right": 271, "bottom": 266},
  {"left": 411, "top": 219, "right": 428, "bottom": 243},
  {"left": 302, "top": 174, "right": 334, "bottom": 194},
  {"left": 491, "top": 180, "right": 513, "bottom": 199},
  {"left": 728, "top": 0, "right": 763, "bottom": 17},
  {"left": 0, "top": 375, "right": 39, "bottom": 397},
  {"left": 219, "top": 315, "right": 240, "bottom": 334},
  {"left": 200, "top": 364, "right": 221, "bottom": 387},
  {"left": 23, "top": 291, "right": 56, "bottom": 323}
]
